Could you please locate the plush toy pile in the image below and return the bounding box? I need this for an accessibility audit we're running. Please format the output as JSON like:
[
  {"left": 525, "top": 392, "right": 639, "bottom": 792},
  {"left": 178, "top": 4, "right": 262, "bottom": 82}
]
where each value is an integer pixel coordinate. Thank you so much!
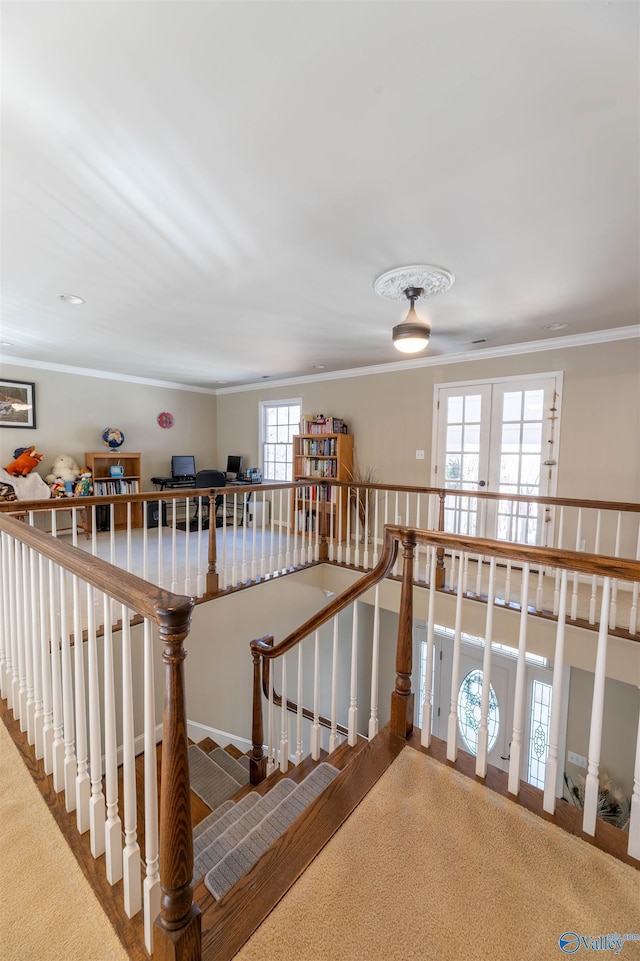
[{"left": 45, "top": 454, "right": 93, "bottom": 497}]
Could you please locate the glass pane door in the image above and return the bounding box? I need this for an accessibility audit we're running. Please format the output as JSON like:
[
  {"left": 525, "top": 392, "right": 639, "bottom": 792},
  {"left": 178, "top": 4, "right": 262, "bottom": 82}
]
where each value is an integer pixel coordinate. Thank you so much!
[{"left": 435, "top": 385, "right": 491, "bottom": 536}]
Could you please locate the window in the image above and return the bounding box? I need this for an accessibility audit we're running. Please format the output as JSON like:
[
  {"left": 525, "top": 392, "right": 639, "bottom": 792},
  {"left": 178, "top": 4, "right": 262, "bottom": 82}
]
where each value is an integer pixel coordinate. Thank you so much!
[
  {"left": 527, "top": 679, "right": 552, "bottom": 789},
  {"left": 457, "top": 668, "right": 500, "bottom": 756},
  {"left": 260, "top": 400, "right": 301, "bottom": 482}
]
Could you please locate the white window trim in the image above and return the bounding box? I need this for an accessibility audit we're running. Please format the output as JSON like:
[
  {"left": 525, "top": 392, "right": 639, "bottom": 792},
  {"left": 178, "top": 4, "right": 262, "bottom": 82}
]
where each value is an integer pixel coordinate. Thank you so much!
[{"left": 259, "top": 398, "right": 302, "bottom": 482}]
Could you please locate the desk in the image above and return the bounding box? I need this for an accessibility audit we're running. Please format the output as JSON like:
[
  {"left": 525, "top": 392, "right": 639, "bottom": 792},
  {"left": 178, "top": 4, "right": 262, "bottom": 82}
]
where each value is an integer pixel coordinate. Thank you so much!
[{"left": 150, "top": 477, "right": 195, "bottom": 490}]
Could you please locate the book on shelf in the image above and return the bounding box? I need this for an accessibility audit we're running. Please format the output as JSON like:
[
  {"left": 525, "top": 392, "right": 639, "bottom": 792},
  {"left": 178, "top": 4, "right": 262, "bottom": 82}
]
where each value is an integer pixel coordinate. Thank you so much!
[{"left": 299, "top": 415, "right": 348, "bottom": 435}]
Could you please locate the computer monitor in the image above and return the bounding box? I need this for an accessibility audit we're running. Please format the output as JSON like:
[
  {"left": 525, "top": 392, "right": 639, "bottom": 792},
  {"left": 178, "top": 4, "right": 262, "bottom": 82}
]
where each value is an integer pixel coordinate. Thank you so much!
[
  {"left": 226, "top": 454, "right": 243, "bottom": 477},
  {"left": 171, "top": 455, "right": 196, "bottom": 478}
]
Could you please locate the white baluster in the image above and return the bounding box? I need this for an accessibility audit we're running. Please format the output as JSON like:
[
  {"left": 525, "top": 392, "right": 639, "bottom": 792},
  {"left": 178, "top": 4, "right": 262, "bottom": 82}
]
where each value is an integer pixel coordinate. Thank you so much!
[
  {"left": 447, "top": 553, "right": 465, "bottom": 762},
  {"left": 29, "top": 547, "right": 42, "bottom": 753},
  {"left": 588, "top": 511, "right": 602, "bottom": 625},
  {"left": 0, "top": 534, "right": 9, "bottom": 702},
  {"left": 266, "top": 658, "right": 276, "bottom": 776},
  {"left": 60, "top": 568, "right": 77, "bottom": 812},
  {"left": 609, "top": 512, "right": 621, "bottom": 630},
  {"left": 504, "top": 561, "right": 512, "bottom": 607},
  {"left": 369, "top": 584, "right": 381, "bottom": 739},
  {"left": 336, "top": 484, "right": 344, "bottom": 565},
  {"left": 628, "top": 688, "right": 640, "bottom": 859},
  {"left": 329, "top": 617, "right": 339, "bottom": 753},
  {"left": 170, "top": 502, "right": 178, "bottom": 593},
  {"left": 17, "top": 543, "right": 28, "bottom": 729},
  {"left": 570, "top": 509, "right": 582, "bottom": 620},
  {"left": 630, "top": 526, "right": 640, "bottom": 635},
  {"left": 582, "top": 577, "right": 611, "bottom": 836},
  {"left": 280, "top": 653, "right": 289, "bottom": 773},
  {"left": 353, "top": 486, "right": 361, "bottom": 570},
  {"left": 544, "top": 569, "right": 568, "bottom": 814},
  {"left": 311, "top": 632, "right": 321, "bottom": 760},
  {"left": 284, "top": 487, "right": 292, "bottom": 571},
  {"left": 87, "top": 584, "right": 105, "bottom": 856},
  {"left": 241, "top": 493, "right": 249, "bottom": 582},
  {"left": 348, "top": 602, "right": 358, "bottom": 746},
  {"left": 372, "top": 486, "right": 380, "bottom": 566},
  {"left": 8, "top": 538, "right": 19, "bottom": 713},
  {"left": 39, "top": 555, "right": 53, "bottom": 771},
  {"left": 553, "top": 507, "right": 564, "bottom": 615},
  {"left": 142, "top": 502, "right": 149, "bottom": 583},
  {"left": 421, "top": 549, "right": 437, "bottom": 748},
  {"left": 297, "top": 643, "right": 305, "bottom": 764},
  {"left": 221, "top": 498, "right": 229, "bottom": 590},
  {"left": 73, "top": 575, "right": 90, "bottom": 833},
  {"left": 121, "top": 608, "right": 141, "bottom": 917},
  {"left": 476, "top": 557, "right": 496, "bottom": 778},
  {"left": 260, "top": 491, "right": 268, "bottom": 579},
  {"left": 277, "top": 489, "right": 284, "bottom": 573},
  {"left": 126, "top": 501, "right": 132, "bottom": 572},
  {"left": 267, "top": 491, "right": 276, "bottom": 577},
  {"left": 143, "top": 619, "right": 160, "bottom": 953},
  {"left": 250, "top": 492, "right": 258, "bottom": 583},
  {"left": 508, "top": 563, "right": 530, "bottom": 796},
  {"left": 157, "top": 502, "right": 166, "bottom": 589},
  {"left": 49, "top": 562, "right": 65, "bottom": 791}
]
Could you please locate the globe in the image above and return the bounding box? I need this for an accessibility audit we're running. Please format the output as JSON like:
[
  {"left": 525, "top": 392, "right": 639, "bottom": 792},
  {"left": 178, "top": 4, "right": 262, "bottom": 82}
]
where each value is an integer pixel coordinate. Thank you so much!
[{"left": 101, "top": 427, "right": 125, "bottom": 449}]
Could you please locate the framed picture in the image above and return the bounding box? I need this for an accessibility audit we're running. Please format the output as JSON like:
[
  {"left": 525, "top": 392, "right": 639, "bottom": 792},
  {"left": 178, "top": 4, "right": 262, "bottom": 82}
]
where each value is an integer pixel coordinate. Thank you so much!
[{"left": 0, "top": 379, "right": 36, "bottom": 429}]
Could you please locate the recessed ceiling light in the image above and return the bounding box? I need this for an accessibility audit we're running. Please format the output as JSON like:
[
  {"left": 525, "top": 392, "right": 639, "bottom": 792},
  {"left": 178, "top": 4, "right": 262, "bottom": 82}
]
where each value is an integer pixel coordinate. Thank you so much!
[
  {"left": 57, "top": 293, "right": 85, "bottom": 305},
  {"left": 261, "top": 375, "right": 270, "bottom": 380},
  {"left": 311, "top": 364, "right": 326, "bottom": 370},
  {"left": 544, "top": 322, "right": 568, "bottom": 331}
]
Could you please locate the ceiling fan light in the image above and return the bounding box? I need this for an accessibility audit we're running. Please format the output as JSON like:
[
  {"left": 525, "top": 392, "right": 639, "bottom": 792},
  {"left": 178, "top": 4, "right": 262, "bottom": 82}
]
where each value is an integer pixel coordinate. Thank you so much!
[{"left": 392, "top": 317, "right": 431, "bottom": 353}]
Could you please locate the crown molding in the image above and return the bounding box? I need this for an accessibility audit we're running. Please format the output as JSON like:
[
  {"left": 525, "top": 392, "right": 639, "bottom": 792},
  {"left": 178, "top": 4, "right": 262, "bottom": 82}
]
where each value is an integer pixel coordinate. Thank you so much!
[
  {"left": 2, "top": 324, "right": 637, "bottom": 396},
  {"left": 0, "top": 357, "right": 218, "bottom": 394},
  {"left": 215, "top": 325, "right": 640, "bottom": 395}
]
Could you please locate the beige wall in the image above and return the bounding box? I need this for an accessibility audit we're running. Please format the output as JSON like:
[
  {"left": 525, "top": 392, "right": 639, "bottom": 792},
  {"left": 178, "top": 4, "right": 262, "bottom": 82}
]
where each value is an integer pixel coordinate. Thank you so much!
[
  {"left": 0, "top": 362, "right": 217, "bottom": 489},
  {"left": 215, "top": 337, "right": 640, "bottom": 500}
]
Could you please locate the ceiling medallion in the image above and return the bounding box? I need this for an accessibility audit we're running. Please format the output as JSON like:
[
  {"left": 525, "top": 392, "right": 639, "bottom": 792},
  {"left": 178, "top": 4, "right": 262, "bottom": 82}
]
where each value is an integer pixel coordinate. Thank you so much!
[{"left": 373, "top": 264, "right": 455, "bottom": 301}]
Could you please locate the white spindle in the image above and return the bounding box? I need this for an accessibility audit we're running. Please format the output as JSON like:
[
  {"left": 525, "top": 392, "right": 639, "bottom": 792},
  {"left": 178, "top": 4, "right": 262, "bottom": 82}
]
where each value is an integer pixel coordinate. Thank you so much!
[
  {"left": 362, "top": 488, "right": 370, "bottom": 570},
  {"left": 543, "top": 569, "right": 568, "bottom": 814},
  {"left": 508, "top": 563, "right": 530, "bottom": 796},
  {"left": 553, "top": 507, "right": 564, "bottom": 615},
  {"left": 143, "top": 619, "right": 160, "bottom": 953},
  {"left": 421, "top": 549, "right": 437, "bottom": 748},
  {"left": 87, "top": 584, "right": 105, "bottom": 857},
  {"left": 103, "top": 596, "right": 122, "bottom": 884},
  {"left": 39, "top": 555, "right": 54, "bottom": 772},
  {"left": 266, "top": 658, "right": 275, "bottom": 777},
  {"left": 73, "top": 574, "right": 90, "bottom": 833},
  {"left": 582, "top": 577, "right": 611, "bottom": 836},
  {"left": 8, "top": 538, "right": 19, "bottom": 714},
  {"left": 630, "top": 525, "right": 640, "bottom": 635},
  {"left": 17, "top": 543, "right": 28, "bottom": 728},
  {"left": 476, "top": 557, "right": 496, "bottom": 777},
  {"left": 353, "top": 487, "right": 361, "bottom": 570},
  {"left": 60, "top": 568, "right": 77, "bottom": 811},
  {"left": 297, "top": 643, "right": 305, "bottom": 764},
  {"left": 170, "top": 503, "right": 178, "bottom": 593},
  {"left": 285, "top": 488, "right": 292, "bottom": 571},
  {"left": 348, "top": 602, "right": 358, "bottom": 746},
  {"left": 311, "top": 632, "right": 321, "bottom": 760},
  {"left": 570, "top": 509, "right": 582, "bottom": 620},
  {"left": 345, "top": 487, "right": 352, "bottom": 567},
  {"left": 329, "top": 617, "right": 339, "bottom": 753},
  {"left": 0, "top": 534, "right": 9, "bottom": 701},
  {"left": 629, "top": 689, "right": 640, "bottom": 859},
  {"left": 588, "top": 510, "right": 602, "bottom": 625},
  {"left": 49, "top": 562, "right": 65, "bottom": 791},
  {"left": 372, "top": 486, "right": 380, "bottom": 566},
  {"left": 336, "top": 484, "right": 344, "bottom": 565},
  {"left": 260, "top": 491, "right": 268, "bottom": 579},
  {"left": 241, "top": 493, "right": 249, "bottom": 582},
  {"left": 30, "top": 547, "right": 43, "bottom": 755},
  {"left": 277, "top": 489, "right": 284, "bottom": 572},
  {"left": 121, "top": 608, "right": 141, "bottom": 917},
  {"left": 280, "top": 653, "right": 289, "bottom": 773},
  {"left": 267, "top": 491, "right": 276, "bottom": 577},
  {"left": 608, "top": 512, "right": 621, "bottom": 630},
  {"left": 447, "top": 554, "right": 465, "bottom": 762},
  {"left": 368, "top": 585, "right": 381, "bottom": 739}
]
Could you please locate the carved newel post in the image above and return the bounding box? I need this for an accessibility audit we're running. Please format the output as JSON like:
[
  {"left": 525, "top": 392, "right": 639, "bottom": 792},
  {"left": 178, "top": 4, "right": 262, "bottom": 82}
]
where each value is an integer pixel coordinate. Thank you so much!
[
  {"left": 154, "top": 603, "right": 201, "bottom": 961},
  {"left": 390, "top": 532, "right": 416, "bottom": 739}
]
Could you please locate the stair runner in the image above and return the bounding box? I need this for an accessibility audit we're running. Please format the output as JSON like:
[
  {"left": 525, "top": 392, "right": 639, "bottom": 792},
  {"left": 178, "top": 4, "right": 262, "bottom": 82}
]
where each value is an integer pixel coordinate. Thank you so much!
[
  {"left": 188, "top": 744, "right": 251, "bottom": 810},
  {"left": 190, "top": 749, "right": 340, "bottom": 901}
]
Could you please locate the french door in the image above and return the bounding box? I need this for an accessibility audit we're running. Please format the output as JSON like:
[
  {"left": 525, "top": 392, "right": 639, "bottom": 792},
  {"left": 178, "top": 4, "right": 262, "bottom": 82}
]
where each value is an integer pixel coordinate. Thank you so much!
[{"left": 432, "top": 374, "right": 562, "bottom": 547}]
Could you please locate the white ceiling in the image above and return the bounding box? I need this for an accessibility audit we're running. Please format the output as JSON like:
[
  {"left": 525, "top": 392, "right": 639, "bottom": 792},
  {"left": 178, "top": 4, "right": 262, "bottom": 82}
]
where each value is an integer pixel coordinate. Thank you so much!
[{"left": 2, "top": 1, "right": 639, "bottom": 391}]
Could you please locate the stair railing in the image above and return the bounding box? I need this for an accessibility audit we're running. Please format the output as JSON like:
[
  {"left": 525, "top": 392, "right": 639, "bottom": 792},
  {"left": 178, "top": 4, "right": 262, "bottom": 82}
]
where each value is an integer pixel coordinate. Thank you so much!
[
  {"left": 0, "top": 512, "right": 200, "bottom": 960},
  {"left": 249, "top": 523, "right": 640, "bottom": 862}
]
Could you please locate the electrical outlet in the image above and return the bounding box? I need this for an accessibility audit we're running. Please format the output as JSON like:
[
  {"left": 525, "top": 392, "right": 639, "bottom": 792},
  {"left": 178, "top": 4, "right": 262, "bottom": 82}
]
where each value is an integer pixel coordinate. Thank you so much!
[
  {"left": 567, "top": 750, "right": 587, "bottom": 768},
  {"left": 416, "top": 449, "right": 425, "bottom": 460}
]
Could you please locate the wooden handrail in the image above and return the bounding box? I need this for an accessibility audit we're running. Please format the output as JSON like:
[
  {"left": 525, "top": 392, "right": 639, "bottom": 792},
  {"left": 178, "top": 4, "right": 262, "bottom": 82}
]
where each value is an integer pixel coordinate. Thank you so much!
[{"left": 0, "top": 512, "right": 200, "bottom": 961}]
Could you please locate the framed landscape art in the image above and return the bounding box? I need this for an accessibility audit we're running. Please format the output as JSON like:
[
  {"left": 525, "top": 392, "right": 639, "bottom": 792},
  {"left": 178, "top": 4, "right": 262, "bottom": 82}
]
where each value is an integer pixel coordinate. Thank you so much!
[{"left": 0, "top": 379, "right": 36, "bottom": 428}]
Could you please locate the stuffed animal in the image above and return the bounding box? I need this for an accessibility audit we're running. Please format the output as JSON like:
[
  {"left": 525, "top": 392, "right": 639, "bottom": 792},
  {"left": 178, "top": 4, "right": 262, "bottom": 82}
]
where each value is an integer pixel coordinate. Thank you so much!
[
  {"left": 5, "top": 445, "right": 44, "bottom": 477},
  {"left": 45, "top": 454, "right": 81, "bottom": 485}
]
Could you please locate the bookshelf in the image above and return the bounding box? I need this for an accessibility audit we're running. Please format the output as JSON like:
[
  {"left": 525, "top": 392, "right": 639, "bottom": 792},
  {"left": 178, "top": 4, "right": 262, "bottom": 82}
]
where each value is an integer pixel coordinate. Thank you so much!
[
  {"left": 292, "top": 426, "right": 353, "bottom": 540},
  {"left": 84, "top": 451, "right": 142, "bottom": 530}
]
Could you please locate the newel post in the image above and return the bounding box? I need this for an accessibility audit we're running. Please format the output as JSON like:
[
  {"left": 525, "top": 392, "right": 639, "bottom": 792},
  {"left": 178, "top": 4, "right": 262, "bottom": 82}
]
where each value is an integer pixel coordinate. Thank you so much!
[
  {"left": 390, "top": 532, "right": 416, "bottom": 739},
  {"left": 250, "top": 639, "right": 269, "bottom": 785},
  {"left": 436, "top": 491, "right": 446, "bottom": 589},
  {"left": 205, "top": 493, "right": 219, "bottom": 595},
  {"left": 154, "top": 602, "right": 201, "bottom": 961}
]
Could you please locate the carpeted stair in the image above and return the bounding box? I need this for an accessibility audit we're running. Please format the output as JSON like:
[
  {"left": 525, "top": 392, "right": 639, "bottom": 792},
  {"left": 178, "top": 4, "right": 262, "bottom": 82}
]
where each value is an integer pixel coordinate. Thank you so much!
[
  {"left": 189, "top": 741, "right": 341, "bottom": 902},
  {"left": 200, "top": 762, "right": 341, "bottom": 900}
]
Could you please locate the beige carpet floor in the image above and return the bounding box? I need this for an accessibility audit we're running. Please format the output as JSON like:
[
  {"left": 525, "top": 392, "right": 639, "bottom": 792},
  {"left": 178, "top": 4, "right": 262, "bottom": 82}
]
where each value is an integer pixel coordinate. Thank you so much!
[
  {"left": 235, "top": 747, "right": 640, "bottom": 961},
  {"left": 0, "top": 719, "right": 129, "bottom": 961}
]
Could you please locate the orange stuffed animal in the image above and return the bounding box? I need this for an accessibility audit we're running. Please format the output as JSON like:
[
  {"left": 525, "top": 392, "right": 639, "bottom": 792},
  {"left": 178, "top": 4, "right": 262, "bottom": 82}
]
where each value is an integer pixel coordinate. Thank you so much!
[{"left": 5, "top": 445, "right": 44, "bottom": 477}]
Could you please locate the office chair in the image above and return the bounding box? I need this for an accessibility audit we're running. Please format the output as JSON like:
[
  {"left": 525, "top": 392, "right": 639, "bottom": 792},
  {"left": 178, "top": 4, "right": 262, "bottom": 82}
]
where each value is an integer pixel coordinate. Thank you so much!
[{"left": 193, "top": 470, "right": 226, "bottom": 528}]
